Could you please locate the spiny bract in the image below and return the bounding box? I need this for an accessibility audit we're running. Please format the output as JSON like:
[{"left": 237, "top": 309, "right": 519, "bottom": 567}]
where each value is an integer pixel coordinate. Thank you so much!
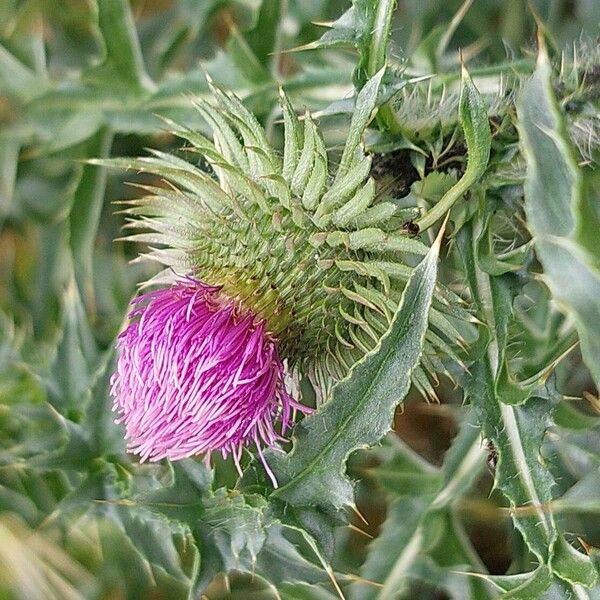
[{"left": 105, "top": 72, "right": 467, "bottom": 400}]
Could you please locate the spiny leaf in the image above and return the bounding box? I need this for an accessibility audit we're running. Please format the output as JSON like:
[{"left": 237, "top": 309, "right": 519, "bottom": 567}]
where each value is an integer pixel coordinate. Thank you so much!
[
  {"left": 226, "top": 22, "right": 271, "bottom": 84},
  {"left": 458, "top": 223, "right": 558, "bottom": 563},
  {"left": 469, "top": 566, "right": 553, "bottom": 598},
  {"left": 355, "top": 418, "right": 488, "bottom": 600},
  {"left": 517, "top": 48, "right": 600, "bottom": 392},
  {"left": 459, "top": 223, "right": 598, "bottom": 588},
  {"left": 465, "top": 359, "right": 558, "bottom": 562},
  {"left": 131, "top": 462, "right": 331, "bottom": 596},
  {"left": 550, "top": 536, "right": 598, "bottom": 588}
]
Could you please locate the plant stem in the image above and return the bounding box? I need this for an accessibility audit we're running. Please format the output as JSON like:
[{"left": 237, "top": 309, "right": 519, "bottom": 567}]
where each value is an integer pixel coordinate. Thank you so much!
[
  {"left": 366, "top": 0, "right": 404, "bottom": 133},
  {"left": 367, "top": 0, "right": 396, "bottom": 76}
]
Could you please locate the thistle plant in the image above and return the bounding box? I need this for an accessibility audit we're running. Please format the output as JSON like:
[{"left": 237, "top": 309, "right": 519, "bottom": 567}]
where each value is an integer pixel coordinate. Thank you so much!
[{"left": 2, "top": 1, "right": 600, "bottom": 599}]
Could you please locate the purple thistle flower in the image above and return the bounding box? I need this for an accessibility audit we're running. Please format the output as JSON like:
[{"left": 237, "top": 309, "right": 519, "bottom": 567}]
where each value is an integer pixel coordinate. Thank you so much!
[{"left": 110, "top": 276, "right": 305, "bottom": 486}]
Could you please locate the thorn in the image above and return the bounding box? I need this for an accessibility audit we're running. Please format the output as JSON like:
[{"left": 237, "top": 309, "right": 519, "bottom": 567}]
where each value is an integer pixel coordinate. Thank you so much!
[
  {"left": 527, "top": 2, "right": 548, "bottom": 64},
  {"left": 439, "top": 0, "right": 474, "bottom": 58},
  {"left": 350, "top": 503, "right": 369, "bottom": 526},
  {"left": 433, "top": 211, "right": 451, "bottom": 253},
  {"left": 458, "top": 48, "right": 469, "bottom": 81},
  {"left": 344, "top": 574, "right": 383, "bottom": 588},
  {"left": 583, "top": 391, "right": 600, "bottom": 415},
  {"left": 536, "top": 28, "right": 547, "bottom": 64},
  {"left": 578, "top": 537, "right": 597, "bottom": 555},
  {"left": 311, "top": 20, "right": 335, "bottom": 28},
  {"left": 326, "top": 565, "right": 346, "bottom": 600},
  {"left": 347, "top": 523, "right": 373, "bottom": 539},
  {"left": 278, "top": 41, "right": 319, "bottom": 54}
]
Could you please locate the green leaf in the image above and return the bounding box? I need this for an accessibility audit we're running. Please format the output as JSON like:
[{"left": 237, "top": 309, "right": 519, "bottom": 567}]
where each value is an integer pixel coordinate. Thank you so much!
[
  {"left": 244, "top": 0, "right": 283, "bottom": 67},
  {"left": 306, "top": 7, "right": 358, "bottom": 51},
  {"left": 356, "top": 496, "right": 434, "bottom": 600},
  {"left": 363, "top": 0, "right": 394, "bottom": 78},
  {"left": 416, "top": 64, "right": 491, "bottom": 231},
  {"left": 307, "top": 0, "right": 390, "bottom": 89},
  {"left": 555, "top": 469, "right": 600, "bottom": 515},
  {"left": 355, "top": 418, "right": 488, "bottom": 600},
  {"left": 476, "top": 202, "right": 533, "bottom": 276},
  {"left": 459, "top": 222, "right": 598, "bottom": 588},
  {"left": 269, "top": 229, "right": 441, "bottom": 510},
  {"left": 467, "top": 362, "right": 558, "bottom": 561},
  {"left": 372, "top": 436, "right": 442, "bottom": 496},
  {"left": 114, "top": 507, "right": 189, "bottom": 584},
  {"left": 0, "top": 42, "right": 47, "bottom": 101},
  {"left": 553, "top": 401, "right": 600, "bottom": 431},
  {"left": 359, "top": 0, "right": 403, "bottom": 133},
  {"left": 133, "top": 462, "right": 330, "bottom": 596},
  {"left": 458, "top": 224, "right": 557, "bottom": 562},
  {"left": 0, "top": 137, "right": 19, "bottom": 223},
  {"left": 468, "top": 569, "right": 599, "bottom": 599},
  {"left": 226, "top": 23, "right": 271, "bottom": 85},
  {"left": 85, "top": 0, "right": 154, "bottom": 93},
  {"left": 28, "top": 351, "right": 114, "bottom": 471},
  {"left": 516, "top": 48, "right": 600, "bottom": 391},
  {"left": 277, "top": 581, "right": 338, "bottom": 599},
  {"left": 550, "top": 536, "right": 598, "bottom": 588},
  {"left": 473, "top": 566, "right": 553, "bottom": 598},
  {"left": 134, "top": 461, "right": 255, "bottom": 595},
  {"left": 69, "top": 128, "right": 113, "bottom": 310},
  {"left": 47, "top": 276, "right": 98, "bottom": 412},
  {"left": 84, "top": 350, "right": 124, "bottom": 457}
]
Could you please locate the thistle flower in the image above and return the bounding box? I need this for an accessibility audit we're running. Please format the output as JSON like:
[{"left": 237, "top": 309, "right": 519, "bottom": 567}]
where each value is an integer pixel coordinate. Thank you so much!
[
  {"left": 102, "top": 72, "right": 468, "bottom": 473},
  {"left": 111, "top": 277, "right": 301, "bottom": 485}
]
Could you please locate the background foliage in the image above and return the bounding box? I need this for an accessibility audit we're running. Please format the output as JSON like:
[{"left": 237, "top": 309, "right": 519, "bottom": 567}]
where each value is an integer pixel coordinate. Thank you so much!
[{"left": 1, "top": 0, "right": 600, "bottom": 599}]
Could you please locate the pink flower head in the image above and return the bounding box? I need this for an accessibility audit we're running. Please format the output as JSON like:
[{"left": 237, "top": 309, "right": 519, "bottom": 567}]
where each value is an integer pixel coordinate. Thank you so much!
[{"left": 110, "top": 276, "right": 302, "bottom": 486}]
